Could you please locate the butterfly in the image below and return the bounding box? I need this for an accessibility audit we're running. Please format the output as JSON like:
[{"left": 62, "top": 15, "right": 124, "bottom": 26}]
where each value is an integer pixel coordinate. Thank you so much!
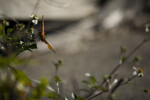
[{"left": 38, "top": 15, "right": 56, "bottom": 53}]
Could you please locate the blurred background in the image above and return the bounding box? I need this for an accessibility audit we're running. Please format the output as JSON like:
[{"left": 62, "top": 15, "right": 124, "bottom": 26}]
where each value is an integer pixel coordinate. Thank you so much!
[{"left": 0, "top": 0, "right": 150, "bottom": 100}]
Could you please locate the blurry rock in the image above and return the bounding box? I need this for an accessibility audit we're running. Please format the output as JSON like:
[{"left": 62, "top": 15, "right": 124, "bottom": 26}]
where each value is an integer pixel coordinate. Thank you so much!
[{"left": 0, "top": 0, "right": 96, "bottom": 20}]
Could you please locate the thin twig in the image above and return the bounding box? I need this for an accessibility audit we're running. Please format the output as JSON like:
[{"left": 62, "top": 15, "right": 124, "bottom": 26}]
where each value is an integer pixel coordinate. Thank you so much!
[
  {"left": 87, "top": 90, "right": 104, "bottom": 100},
  {"left": 121, "top": 75, "right": 136, "bottom": 86},
  {"left": 109, "top": 39, "right": 146, "bottom": 76},
  {"left": 86, "top": 38, "right": 148, "bottom": 100},
  {"left": 26, "top": 0, "right": 41, "bottom": 31},
  {"left": 32, "top": 0, "right": 41, "bottom": 15},
  {"left": 45, "top": 0, "right": 69, "bottom": 8}
]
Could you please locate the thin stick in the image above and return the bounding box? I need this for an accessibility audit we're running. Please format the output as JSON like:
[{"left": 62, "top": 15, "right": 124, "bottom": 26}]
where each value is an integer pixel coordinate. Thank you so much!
[
  {"left": 32, "top": 0, "right": 41, "bottom": 15},
  {"left": 109, "top": 39, "right": 146, "bottom": 76},
  {"left": 87, "top": 38, "right": 148, "bottom": 100}
]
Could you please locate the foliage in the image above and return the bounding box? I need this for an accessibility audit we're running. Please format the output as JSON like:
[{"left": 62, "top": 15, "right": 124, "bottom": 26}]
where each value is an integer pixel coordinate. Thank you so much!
[{"left": 0, "top": 12, "right": 149, "bottom": 100}]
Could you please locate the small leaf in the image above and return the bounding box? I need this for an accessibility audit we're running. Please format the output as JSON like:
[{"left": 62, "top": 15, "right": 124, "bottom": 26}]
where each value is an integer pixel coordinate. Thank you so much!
[
  {"left": 32, "top": 78, "right": 48, "bottom": 98},
  {"left": 29, "top": 43, "right": 37, "bottom": 49},
  {"left": 16, "top": 23, "right": 25, "bottom": 30},
  {"left": 54, "top": 59, "right": 63, "bottom": 72},
  {"left": 14, "top": 69, "right": 32, "bottom": 87},
  {"left": 82, "top": 80, "right": 91, "bottom": 85},
  {"left": 20, "top": 43, "right": 37, "bottom": 53},
  {"left": 76, "top": 97, "right": 85, "bottom": 100},
  {"left": 100, "top": 86, "right": 107, "bottom": 92},
  {"left": 134, "top": 56, "right": 142, "bottom": 62},
  {"left": 7, "top": 37, "right": 13, "bottom": 41},
  {"left": 47, "top": 92, "right": 59, "bottom": 99},
  {"left": 40, "top": 78, "right": 48, "bottom": 86},
  {"left": 89, "top": 76, "right": 97, "bottom": 84},
  {"left": 0, "top": 23, "right": 5, "bottom": 35},
  {"left": 31, "top": 79, "right": 55, "bottom": 92},
  {"left": 58, "top": 60, "right": 62, "bottom": 65},
  {"left": 120, "top": 56, "right": 126, "bottom": 64},
  {"left": 85, "top": 73, "right": 97, "bottom": 84},
  {"left": 54, "top": 60, "right": 63, "bottom": 68},
  {"left": 7, "top": 28, "right": 14, "bottom": 34},
  {"left": 120, "top": 46, "right": 127, "bottom": 53},
  {"left": 54, "top": 76, "right": 61, "bottom": 83}
]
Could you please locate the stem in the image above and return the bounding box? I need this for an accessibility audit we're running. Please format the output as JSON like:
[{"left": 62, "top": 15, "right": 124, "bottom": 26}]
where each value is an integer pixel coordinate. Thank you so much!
[
  {"left": 109, "top": 39, "right": 146, "bottom": 76},
  {"left": 32, "top": 0, "right": 41, "bottom": 15},
  {"left": 87, "top": 91, "right": 103, "bottom": 100},
  {"left": 87, "top": 38, "right": 148, "bottom": 100},
  {"left": 121, "top": 75, "right": 136, "bottom": 86}
]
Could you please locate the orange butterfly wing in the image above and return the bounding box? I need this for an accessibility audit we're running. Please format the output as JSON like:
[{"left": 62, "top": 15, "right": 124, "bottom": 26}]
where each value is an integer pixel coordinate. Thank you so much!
[{"left": 39, "top": 15, "right": 56, "bottom": 53}]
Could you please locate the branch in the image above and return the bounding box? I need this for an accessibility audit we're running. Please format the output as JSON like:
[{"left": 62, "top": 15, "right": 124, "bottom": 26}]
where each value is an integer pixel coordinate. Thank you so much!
[{"left": 86, "top": 37, "right": 148, "bottom": 100}]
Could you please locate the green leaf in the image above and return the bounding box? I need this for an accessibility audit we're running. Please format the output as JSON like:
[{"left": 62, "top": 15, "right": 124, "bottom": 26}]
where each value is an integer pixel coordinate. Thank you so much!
[
  {"left": 89, "top": 76, "right": 97, "bottom": 84},
  {"left": 0, "top": 23, "right": 5, "bottom": 35},
  {"left": 54, "top": 59, "right": 63, "bottom": 73},
  {"left": 32, "top": 78, "right": 48, "bottom": 98},
  {"left": 40, "top": 78, "right": 48, "bottom": 86},
  {"left": 14, "top": 69, "right": 32, "bottom": 87},
  {"left": 16, "top": 23, "right": 25, "bottom": 30},
  {"left": 7, "top": 28, "right": 14, "bottom": 34},
  {"left": 82, "top": 80, "right": 91, "bottom": 85},
  {"left": 27, "top": 43, "right": 37, "bottom": 49},
  {"left": 47, "top": 92, "right": 59, "bottom": 100},
  {"left": 7, "top": 37, "right": 13, "bottom": 41},
  {"left": 134, "top": 56, "right": 142, "bottom": 62},
  {"left": 54, "top": 60, "right": 63, "bottom": 68},
  {"left": 0, "top": 56, "right": 11, "bottom": 67},
  {"left": 120, "top": 46, "right": 127, "bottom": 53},
  {"left": 0, "top": 56, "right": 24, "bottom": 67},
  {"left": 54, "top": 76, "right": 61, "bottom": 83},
  {"left": 121, "top": 56, "right": 126, "bottom": 63},
  {"left": 76, "top": 97, "right": 85, "bottom": 100},
  {"left": 19, "top": 43, "right": 37, "bottom": 53},
  {"left": 100, "top": 86, "right": 107, "bottom": 92}
]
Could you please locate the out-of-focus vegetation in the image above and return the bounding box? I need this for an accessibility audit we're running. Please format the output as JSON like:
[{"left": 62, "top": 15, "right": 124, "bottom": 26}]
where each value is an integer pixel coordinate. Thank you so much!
[
  {"left": 0, "top": 15, "right": 150, "bottom": 100},
  {"left": 0, "top": 0, "right": 150, "bottom": 100},
  {"left": 0, "top": 16, "right": 62, "bottom": 100}
]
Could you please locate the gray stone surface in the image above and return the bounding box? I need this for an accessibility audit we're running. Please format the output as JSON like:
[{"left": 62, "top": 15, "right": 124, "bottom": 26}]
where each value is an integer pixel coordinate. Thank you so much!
[
  {"left": 0, "top": 0, "right": 96, "bottom": 20},
  {"left": 20, "top": 21, "right": 150, "bottom": 99},
  {"left": 5, "top": 0, "right": 150, "bottom": 99}
]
